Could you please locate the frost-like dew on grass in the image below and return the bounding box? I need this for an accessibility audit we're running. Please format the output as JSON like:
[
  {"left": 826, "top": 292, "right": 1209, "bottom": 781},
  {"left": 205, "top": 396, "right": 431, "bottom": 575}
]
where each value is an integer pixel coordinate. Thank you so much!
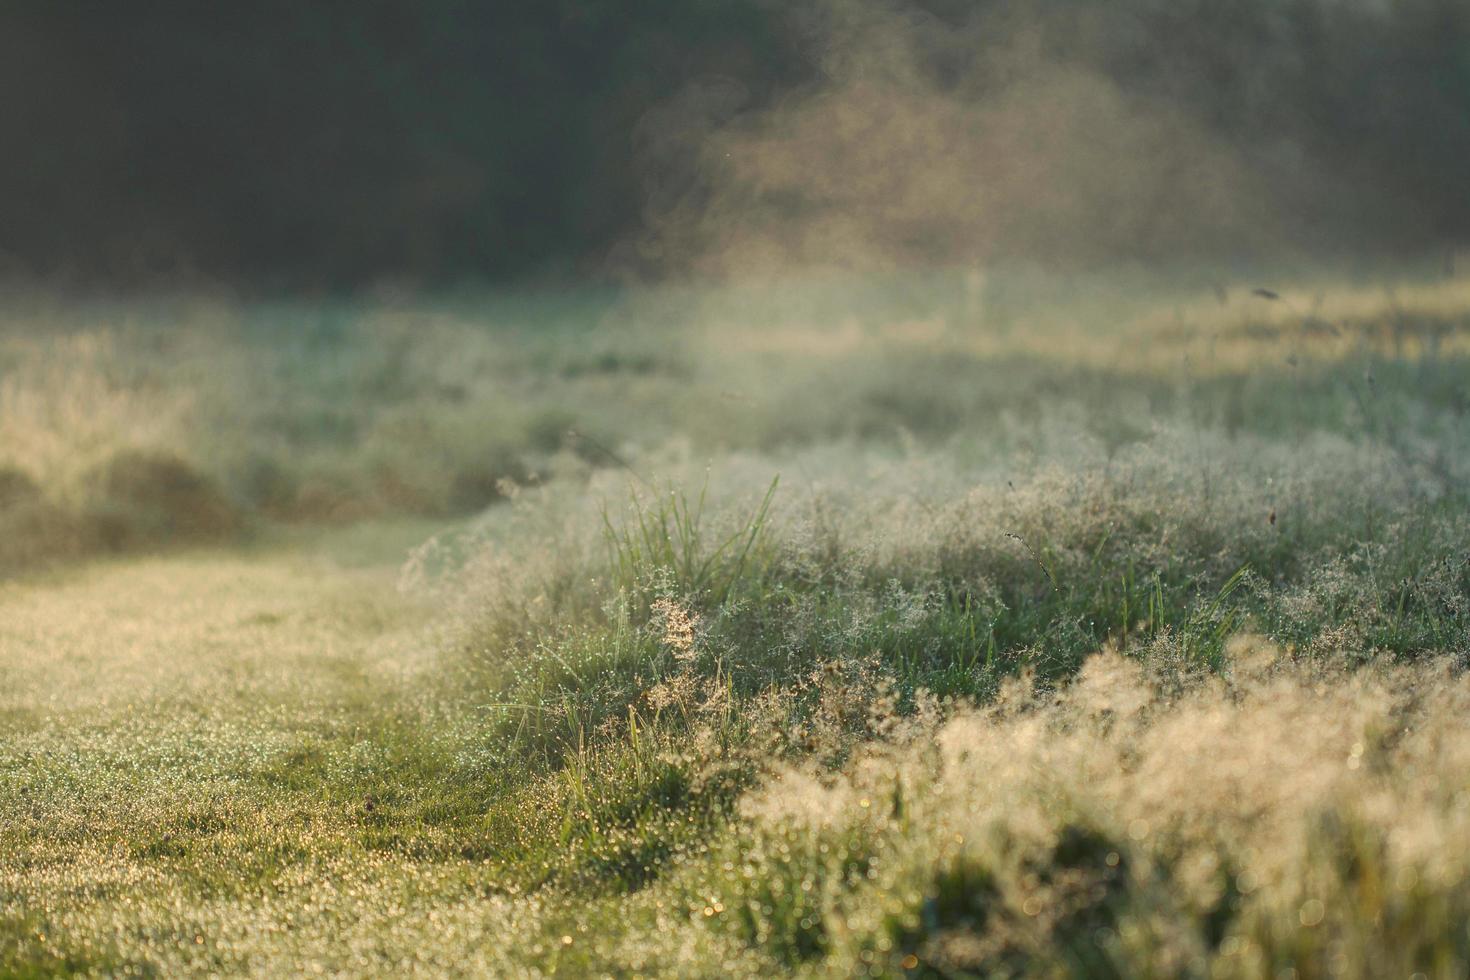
[{"left": 2, "top": 276, "right": 1469, "bottom": 976}]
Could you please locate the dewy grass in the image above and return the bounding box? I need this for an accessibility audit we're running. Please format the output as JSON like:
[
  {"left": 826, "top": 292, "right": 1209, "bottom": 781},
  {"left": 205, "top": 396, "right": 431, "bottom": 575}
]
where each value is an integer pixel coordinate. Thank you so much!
[
  {"left": 601, "top": 474, "right": 779, "bottom": 609},
  {"left": 2, "top": 270, "right": 1469, "bottom": 976}
]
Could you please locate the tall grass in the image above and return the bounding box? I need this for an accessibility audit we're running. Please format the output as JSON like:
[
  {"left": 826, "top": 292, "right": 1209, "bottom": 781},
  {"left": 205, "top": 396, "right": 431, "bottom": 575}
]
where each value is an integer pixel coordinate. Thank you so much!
[{"left": 601, "top": 475, "right": 780, "bottom": 609}]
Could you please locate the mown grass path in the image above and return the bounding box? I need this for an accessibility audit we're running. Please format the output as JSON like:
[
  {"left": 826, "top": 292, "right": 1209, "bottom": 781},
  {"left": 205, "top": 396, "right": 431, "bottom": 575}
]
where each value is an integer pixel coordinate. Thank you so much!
[
  {"left": 0, "top": 522, "right": 546, "bottom": 976},
  {"left": 0, "top": 522, "right": 442, "bottom": 717}
]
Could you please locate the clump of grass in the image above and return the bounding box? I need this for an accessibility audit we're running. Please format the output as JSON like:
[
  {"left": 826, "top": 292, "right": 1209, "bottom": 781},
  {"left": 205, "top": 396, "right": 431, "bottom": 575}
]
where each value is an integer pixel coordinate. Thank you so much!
[
  {"left": 644, "top": 643, "right": 1470, "bottom": 978},
  {"left": 601, "top": 474, "right": 780, "bottom": 609}
]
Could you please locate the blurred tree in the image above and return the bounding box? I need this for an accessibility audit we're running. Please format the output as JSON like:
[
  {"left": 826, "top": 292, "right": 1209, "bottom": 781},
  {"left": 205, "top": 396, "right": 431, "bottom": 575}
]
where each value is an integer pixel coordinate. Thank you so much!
[
  {"left": 0, "top": 0, "right": 800, "bottom": 288},
  {"left": 0, "top": 0, "right": 1467, "bottom": 289}
]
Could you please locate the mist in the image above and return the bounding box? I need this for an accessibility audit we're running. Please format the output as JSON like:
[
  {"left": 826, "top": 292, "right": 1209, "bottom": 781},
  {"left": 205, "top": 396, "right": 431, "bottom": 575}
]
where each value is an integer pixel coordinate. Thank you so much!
[{"left": 635, "top": 0, "right": 1470, "bottom": 279}]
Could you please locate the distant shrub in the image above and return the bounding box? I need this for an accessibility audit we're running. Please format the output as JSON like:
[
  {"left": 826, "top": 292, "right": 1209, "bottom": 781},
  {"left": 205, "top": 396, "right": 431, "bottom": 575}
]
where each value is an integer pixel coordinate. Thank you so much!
[
  {"left": 86, "top": 450, "right": 241, "bottom": 548},
  {"left": 0, "top": 465, "right": 40, "bottom": 510},
  {"left": 0, "top": 465, "right": 87, "bottom": 574}
]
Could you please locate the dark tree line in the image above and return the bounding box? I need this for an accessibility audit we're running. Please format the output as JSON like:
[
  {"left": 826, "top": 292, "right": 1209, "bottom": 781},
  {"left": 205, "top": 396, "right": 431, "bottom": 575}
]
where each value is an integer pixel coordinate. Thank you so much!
[
  {"left": 1, "top": 1, "right": 803, "bottom": 288},
  {"left": 2, "top": 1, "right": 1468, "bottom": 289}
]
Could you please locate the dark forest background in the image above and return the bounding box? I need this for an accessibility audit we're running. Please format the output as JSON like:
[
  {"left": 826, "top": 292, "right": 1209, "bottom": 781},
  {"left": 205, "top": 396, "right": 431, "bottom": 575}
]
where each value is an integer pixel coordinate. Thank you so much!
[{"left": 3, "top": 0, "right": 1469, "bottom": 291}]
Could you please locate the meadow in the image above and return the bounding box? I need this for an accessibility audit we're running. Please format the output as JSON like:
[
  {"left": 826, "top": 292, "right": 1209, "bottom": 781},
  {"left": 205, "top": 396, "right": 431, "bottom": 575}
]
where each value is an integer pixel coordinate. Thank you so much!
[{"left": 2, "top": 266, "right": 1469, "bottom": 977}]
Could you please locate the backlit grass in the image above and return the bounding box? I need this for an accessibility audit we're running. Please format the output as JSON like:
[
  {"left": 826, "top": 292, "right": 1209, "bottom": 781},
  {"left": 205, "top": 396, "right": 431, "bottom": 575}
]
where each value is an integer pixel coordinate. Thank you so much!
[{"left": 2, "top": 268, "right": 1469, "bottom": 976}]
